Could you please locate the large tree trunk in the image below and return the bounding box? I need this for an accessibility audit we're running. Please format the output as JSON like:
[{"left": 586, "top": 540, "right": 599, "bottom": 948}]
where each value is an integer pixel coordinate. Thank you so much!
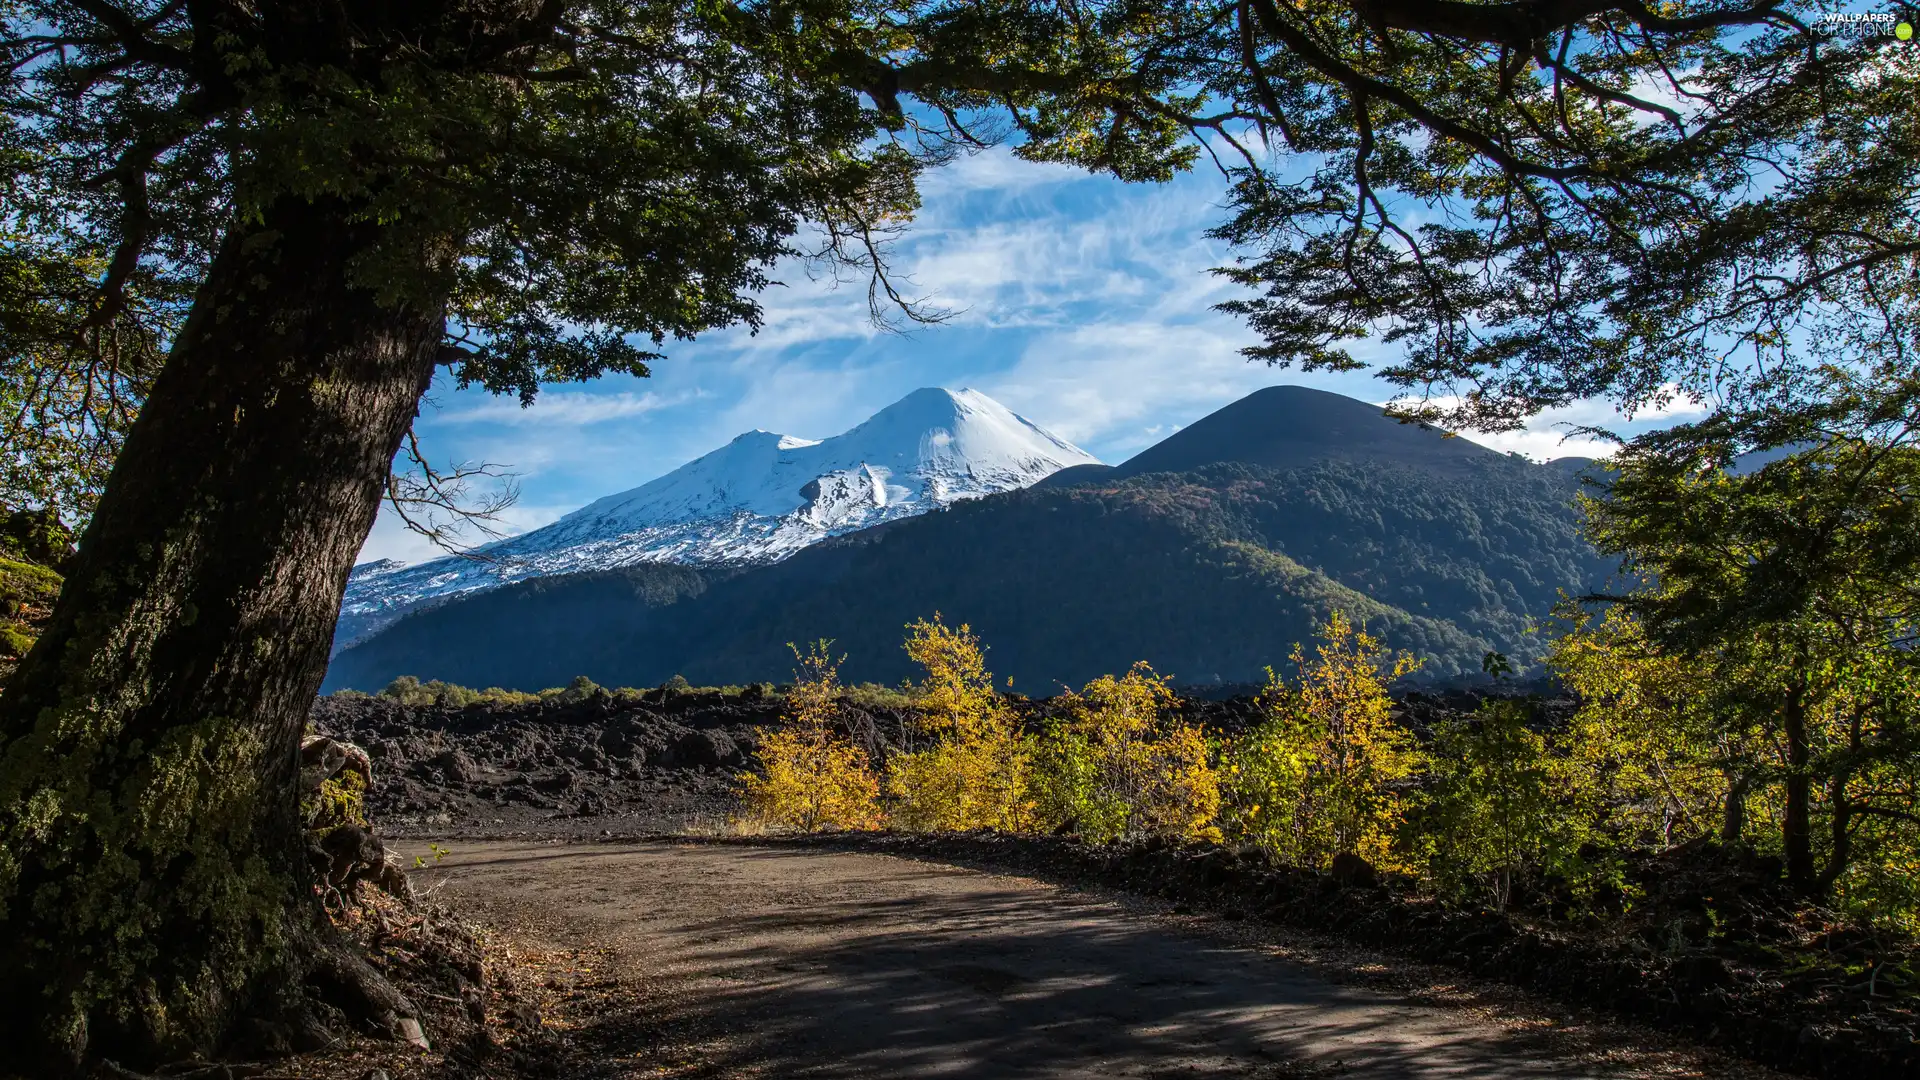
[
  {"left": 1720, "top": 773, "right": 1750, "bottom": 845},
  {"left": 1820, "top": 778, "right": 1854, "bottom": 895},
  {"left": 0, "top": 195, "right": 443, "bottom": 1071},
  {"left": 1781, "top": 682, "right": 1817, "bottom": 892}
]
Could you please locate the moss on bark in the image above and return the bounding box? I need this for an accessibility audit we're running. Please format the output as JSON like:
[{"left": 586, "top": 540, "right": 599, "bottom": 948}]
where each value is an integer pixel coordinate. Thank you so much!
[{"left": 0, "top": 195, "right": 443, "bottom": 1072}]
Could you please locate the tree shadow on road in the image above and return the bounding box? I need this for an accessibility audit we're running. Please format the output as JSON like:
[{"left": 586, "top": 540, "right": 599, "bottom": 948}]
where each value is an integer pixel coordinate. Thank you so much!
[{"left": 488, "top": 845, "right": 1594, "bottom": 1079}]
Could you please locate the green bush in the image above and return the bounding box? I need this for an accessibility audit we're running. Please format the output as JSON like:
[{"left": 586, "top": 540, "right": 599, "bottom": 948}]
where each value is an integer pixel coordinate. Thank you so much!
[
  {"left": 1408, "top": 700, "right": 1599, "bottom": 910},
  {"left": 842, "top": 682, "right": 921, "bottom": 710},
  {"left": 542, "top": 674, "right": 604, "bottom": 704},
  {"left": 1028, "top": 664, "right": 1220, "bottom": 844},
  {"left": 478, "top": 686, "right": 540, "bottom": 706},
  {"left": 377, "top": 675, "right": 540, "bottom": 707},
  {"left": 379, "top": 675, "right": 423, "bottom": 702},
  {"left": 1223, "top": 613, "right": 1420, "bottom": 870},
  {"left": 1028, "top": 727, "right": 1125, "bottom": 840}
]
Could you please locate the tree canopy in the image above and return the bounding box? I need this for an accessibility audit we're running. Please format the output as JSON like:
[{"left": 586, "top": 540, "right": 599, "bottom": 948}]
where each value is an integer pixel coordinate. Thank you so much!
[
  {"left": 7, "top": 2, "right": 1916, "bottom": 466},
  {"left": 1576, "top": 365, "right": 1920, "bottom": 897},
  {"left": 1200, "top": 1, "right": 1920, "bottom": 432},
  {"left": 0, "top": 3, "right": 1206, "bottom": 1068},
  {"left": 2, "top": 0, "right": 1201, "bottom": 404}
]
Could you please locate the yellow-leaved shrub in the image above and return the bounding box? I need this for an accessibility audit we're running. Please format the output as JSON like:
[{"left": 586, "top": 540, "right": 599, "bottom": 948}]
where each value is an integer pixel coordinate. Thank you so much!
[
  {"left": 1031, "top": 662, "right": 1220, "bottom": 843},
  {"left": 737, "top": 641, "right": 883, "bottom": 832},
  {"left": 1224, "top": 612, "right": 1420, "bottom": 869},
  {"left": 886, "top": 615, "right": 1032, "bottom": 832}
]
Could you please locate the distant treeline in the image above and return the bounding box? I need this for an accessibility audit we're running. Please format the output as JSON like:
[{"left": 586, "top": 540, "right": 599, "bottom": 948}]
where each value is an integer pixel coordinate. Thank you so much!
[{"left": 333, "top": 673, "right": 922, "bottom": 711}]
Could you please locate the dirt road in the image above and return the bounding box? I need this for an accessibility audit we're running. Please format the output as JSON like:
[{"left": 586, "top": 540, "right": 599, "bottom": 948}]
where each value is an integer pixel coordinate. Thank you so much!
[{"left": 409, "top": 840, "right": 1769, "bottom": 1079}]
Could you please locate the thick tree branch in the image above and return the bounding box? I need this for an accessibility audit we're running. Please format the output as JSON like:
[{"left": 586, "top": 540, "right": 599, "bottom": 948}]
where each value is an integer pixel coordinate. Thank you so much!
[
  {"left": 1248, "top": 0, "right": 1595, "bottom": 182},
  {"left": 1361, "top": 0, "right": 1787, "bottom": 49},
  {"left": 70, "top": 0, "right": 193, "bottom": 70}
]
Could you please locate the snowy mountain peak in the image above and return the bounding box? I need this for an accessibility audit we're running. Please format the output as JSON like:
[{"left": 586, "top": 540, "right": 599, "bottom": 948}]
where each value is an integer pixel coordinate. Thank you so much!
[
  {"left": 337, "top": 387, "right": 1097, "bottom": 652},
  {"left": 848, "top": 387, "right": 1093, "bottom": 466},
  {"left": 541, "top": 387, "right": 1093, "bottom": 537}
]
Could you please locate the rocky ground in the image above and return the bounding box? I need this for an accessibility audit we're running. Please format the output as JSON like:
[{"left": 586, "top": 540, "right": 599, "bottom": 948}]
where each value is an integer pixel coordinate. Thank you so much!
[{"left": 308, "top": 686, "right": 789, "bottom": 836}]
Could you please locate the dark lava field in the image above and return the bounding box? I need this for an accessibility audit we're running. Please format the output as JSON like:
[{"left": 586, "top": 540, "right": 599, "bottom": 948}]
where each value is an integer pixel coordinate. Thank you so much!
[{"left": 308, "top": 684, "right": 1541, "bottom": 838}]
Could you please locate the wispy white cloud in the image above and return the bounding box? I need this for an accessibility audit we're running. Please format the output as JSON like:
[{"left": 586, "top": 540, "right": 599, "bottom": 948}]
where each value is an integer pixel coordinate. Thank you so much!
[
  {"left": 1456, "top": 427, "right": 1619, "bottom": 461},
  {"left": 950, "top": 170, "right": 1381, "bottom": 461},
  {"left": 918, "top": 145, "right": 1090, "bottom": 200},
  {"left": 714, "top": 157, "right": 1236, "bottom": 356},
  {"left": 437, "top": 388, "right": 700, "bottom": 427},
  {"left": 701, "top": 347, "right": 927, "bottom": 443},
  {"left": 983, "top": 322, "right": 1260, "bottom": 444},
  {"left": 1387, "top": 386, "right": 1713, "bottom": 462},
  {"left": 358, "top": 136, "right": 1712, "bottom": 566},
  {"left": 357, "top": 518, "right": 454, "bottom": 569},
  {"left": 486, "top": 501, "right": 575, "bottom": 536}
]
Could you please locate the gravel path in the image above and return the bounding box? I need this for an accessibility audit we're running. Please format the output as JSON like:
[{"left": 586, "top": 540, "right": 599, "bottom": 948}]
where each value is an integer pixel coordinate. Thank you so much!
[{"left": 405, "top": 840, "right": 1783, "bottom": 1079}]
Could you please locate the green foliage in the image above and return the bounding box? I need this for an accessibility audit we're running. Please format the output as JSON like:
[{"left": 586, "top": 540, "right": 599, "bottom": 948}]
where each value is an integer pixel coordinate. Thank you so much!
[
  {"left": 0, "top": 217, "right": 177, "bottom": 523},
  {"left": 3, "top": 1, "right": 1203, "bottom": 429},
  {"left": 1579, "top": 384, "right": 1920, "bottom": 916},
  {"left": 1550, "top": 607, "right": 1742, "bottom": 850},
  {"left": 376, "top": 675, "right": 540, "bottom": 708},
  {"left": 0, "top": 704, "right": 285, "bottom": 1057},
  {"left": 480, "top": 687, "right": 542, "bottom": 707},
  {"left": 0, "top": 506, "right": 75, "bottom": 570},
  {"left": 366, "top": 672, "right": 817, "bottom": 707},
  {"left": 841, "top": 682, "right": 922, "bottom": 711},
  {"left": 1410, "top": 700, "right": 1595, "bottom": 910},
  {"left": 23, "top": 0, "right": 1911, "bottom": 1062},
  {"left": 8, "top": 1, "right": 1899, "bottom": 473},
  {"left": 0, "top": 509, "right": 67, "bottom": 679},
  {"left": 1203, "top": 4, "right": 1919, "bottom": 437},
  {"left": 545, "top": 675, "right": 605, "bottom": 705},
  {"left": 1027, "top": 728, "right": 1110, "bottom": 837},
  {"left": 1199, "top": 613, "right": 1645, "bottom": 912},
  {"left": 304, "top": 765, "right": 368, "bottom": 832},
  {"left": 378, "top": 675, "right": 424, "bottom": 702},
  {"left": 1224, "top": 612, "right": 1421, "bottom": 869},
  {"left": 1190, "top": 458, "right": 1610, "bottom": 662},
  {"left": 1030, "top": 663, "right": 1220, "bottom": 843},
  {"left": 0, "top": 557, "right": 58, "bottom": 653},
  {"left": 0, "top": 624, "right": 33, "bottom": 658},
  {"left": 1554, "top": 597, "right": 1920, "bottom": 932}
]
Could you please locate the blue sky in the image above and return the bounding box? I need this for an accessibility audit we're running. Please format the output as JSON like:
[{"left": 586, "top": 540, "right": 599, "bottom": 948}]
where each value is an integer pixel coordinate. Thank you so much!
[{"left": 361, "top": 145, "right": 1701, "bottom": 566}]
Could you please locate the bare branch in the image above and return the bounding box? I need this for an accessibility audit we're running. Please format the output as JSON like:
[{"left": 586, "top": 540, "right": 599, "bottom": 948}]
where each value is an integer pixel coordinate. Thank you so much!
[{"left": 385, "top": 425, "right": 521, "bottom": 559}]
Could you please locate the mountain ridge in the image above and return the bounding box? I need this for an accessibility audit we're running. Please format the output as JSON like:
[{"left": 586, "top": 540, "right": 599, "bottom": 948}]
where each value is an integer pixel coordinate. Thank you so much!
[
  {"left": 336, "top": 387, "right": 1096, "bottom": 650},
  {"left": 326, "top": 386, "right": 1618, "bottom": 692}
]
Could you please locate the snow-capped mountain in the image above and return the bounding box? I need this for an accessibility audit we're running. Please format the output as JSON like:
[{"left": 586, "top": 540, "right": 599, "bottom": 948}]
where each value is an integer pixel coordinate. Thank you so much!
[{"left": 335, "top": 387, "right": 1097, "bottom": 651}]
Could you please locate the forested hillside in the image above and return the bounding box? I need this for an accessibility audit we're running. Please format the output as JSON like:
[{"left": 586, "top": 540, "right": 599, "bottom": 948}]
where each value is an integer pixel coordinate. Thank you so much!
[{"left": 325, "top": 453, "right": 1615, "bottom": 692}]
